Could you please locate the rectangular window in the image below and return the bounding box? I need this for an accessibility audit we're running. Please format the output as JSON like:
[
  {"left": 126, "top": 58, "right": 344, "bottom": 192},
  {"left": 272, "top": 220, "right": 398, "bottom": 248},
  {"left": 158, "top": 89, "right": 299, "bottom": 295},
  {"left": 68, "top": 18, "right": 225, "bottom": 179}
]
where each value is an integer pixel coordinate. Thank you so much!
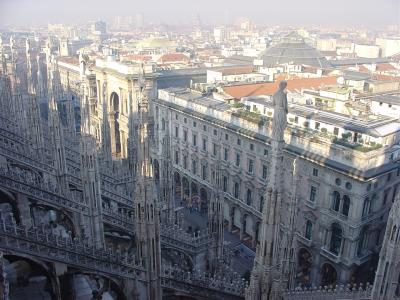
[
  {"left": 387, "top": 173, "right": 392, "bottom": 182},
  {"left": 175, "top": 151, "right": 179, "bottom": 164},
  {"left": 248, "top": 159, "right": 254, "bottom": 174},
  {"left": 192, "top": 160, "right": 197, "bottom": 174},
  {"left": 333, "top": 127, "right": 339, "bottom": 136},
  {"left": 236, "top": 153, "right": 241, "bottom": 167},
  {"left": 262, "top": 165, "right": 268, "bottom": 179},
  {"left": 175, "top": 126, "right": 179, "bottom": 138},
  {"left": 313, "top": 168, "right": 318, "bottom": 177},
  {"left": 224, "top": 148, "right": 229, "bottom": 161},
  {"left": 202, "top": 138, "right": 207, "bottom": 151},
  {"left": 250, "top": 143, "right": 254, "bottom": 151},
  {"left": 294, "top": 116, "right": 298, "bottom": 124},
  {"left": 305, "top": 220, "right": 313, "bottom": 240},
  {"left": 192, "top": 134, "right": 197, "bottom": 146},
  {"left": 175, "top": 113, "right": 178, "bottom": 120},
  {"left": 183, "top": 155, "right": 187, "bottom": 169},
  {"left": 203, "top": 125, "right": 207, "bottom": 131},
  {"left": 225, "top": 133, "right": 229, "bottom": 140},
  {"left": 202, "top": 165, "right": 207, "bottom": 180},
  {"left": 223, "top": 176, "right": 228, "bottom": 192},
  {"left": 193, "top": 121, "right": 197, "bottom": 127},
  {"left": 309, "top": 186, "right": 317, "bottom": 202},
  {"left": 183, "top": 130, "right": 187, "bottom": 142},
  {"left": 213, "top": 129, "right": 218, "bottom": 136},
  {"left": 234, "top": 183, "right": 239, "bottom": 198},
  {"left": 264, "top": 149, "right": 268, "bottom": 156},
  {"left": 213, "top": 143, "right": 217, "bottom": 156},
  {"left": 184, "top": 117, "right": 187, "bottom": 124},
  {"left": 237, "top": 139, "right": 241, "bottom": 145}
]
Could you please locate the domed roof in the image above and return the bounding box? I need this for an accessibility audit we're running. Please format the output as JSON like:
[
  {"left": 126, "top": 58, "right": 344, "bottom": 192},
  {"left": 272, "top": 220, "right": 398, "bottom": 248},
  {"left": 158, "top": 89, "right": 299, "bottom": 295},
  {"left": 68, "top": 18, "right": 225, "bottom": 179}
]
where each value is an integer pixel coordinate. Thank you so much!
[{"left": 258, "top": 33, "right": 331, "bottom": 68}]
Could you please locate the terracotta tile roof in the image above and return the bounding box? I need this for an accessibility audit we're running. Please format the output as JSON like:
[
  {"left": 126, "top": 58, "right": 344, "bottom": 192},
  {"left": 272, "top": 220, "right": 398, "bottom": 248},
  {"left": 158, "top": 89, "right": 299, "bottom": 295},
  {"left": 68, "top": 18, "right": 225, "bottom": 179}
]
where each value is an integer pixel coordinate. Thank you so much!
[
  {"left": 302, "top": 66, "right": 319, "bottom": 73},
  {"left": 371, "top": 74, "right": 400, "bottom": 82},
  {"left": 320, "top": 50, "right": 337, "bottom": 57},
  {"left": 215, "top": 66, "right": 254, "bottom": 75},
  {"left": 158, "top": 53, "right": 190, "bottom": 63},
  {"left": 358, "top": 65, "right": 370, "bottom": 73},
  {"left": 223, "top": 76, "right": 338, "bottom": 99},
  {"left": 58, "top": 56, "right": 79, "bottom": 66},
  {"left": 376, "top": 63, "right": 396, "bottom": 72}
]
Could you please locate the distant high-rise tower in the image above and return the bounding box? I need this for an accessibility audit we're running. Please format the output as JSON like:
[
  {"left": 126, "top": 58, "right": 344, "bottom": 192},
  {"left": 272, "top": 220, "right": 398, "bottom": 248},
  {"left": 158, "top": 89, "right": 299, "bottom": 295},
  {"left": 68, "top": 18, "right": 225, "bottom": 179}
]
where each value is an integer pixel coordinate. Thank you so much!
[{"left": 136, "top": 14, "right": 144, "bottom": 29}]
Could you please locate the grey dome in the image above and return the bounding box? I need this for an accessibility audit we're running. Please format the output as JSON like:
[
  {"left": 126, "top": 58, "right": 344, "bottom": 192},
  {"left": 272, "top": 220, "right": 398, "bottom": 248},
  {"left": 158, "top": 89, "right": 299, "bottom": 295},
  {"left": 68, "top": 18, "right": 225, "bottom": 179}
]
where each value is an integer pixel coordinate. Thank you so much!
[{"left": 258, "top": 33, "right": 331, "bottom": 68}]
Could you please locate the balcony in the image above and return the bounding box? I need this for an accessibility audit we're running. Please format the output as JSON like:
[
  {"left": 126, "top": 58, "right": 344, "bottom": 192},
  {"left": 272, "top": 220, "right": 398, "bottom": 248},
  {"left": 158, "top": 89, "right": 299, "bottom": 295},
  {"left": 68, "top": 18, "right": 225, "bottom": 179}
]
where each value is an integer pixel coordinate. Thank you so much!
[
  {"left": 320, "top": 247, "right": 341, "bottom": 264},
  {"left": 297, "top": 234, "right": 313, "bottom": 247},
  {"left": 354, "top": 250, "right": 373, "bottom": 266}
]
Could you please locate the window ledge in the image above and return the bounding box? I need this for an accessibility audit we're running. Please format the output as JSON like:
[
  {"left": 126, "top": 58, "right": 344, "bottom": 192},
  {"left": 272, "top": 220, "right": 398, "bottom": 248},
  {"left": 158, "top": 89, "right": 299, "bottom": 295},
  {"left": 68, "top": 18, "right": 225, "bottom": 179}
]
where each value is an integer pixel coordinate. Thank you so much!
[
  {"left": 320, "top": 247, "right": 341, "bottom": 263},
  {"left": 305, "top": 200, "right": 316, "bottom": 209}
]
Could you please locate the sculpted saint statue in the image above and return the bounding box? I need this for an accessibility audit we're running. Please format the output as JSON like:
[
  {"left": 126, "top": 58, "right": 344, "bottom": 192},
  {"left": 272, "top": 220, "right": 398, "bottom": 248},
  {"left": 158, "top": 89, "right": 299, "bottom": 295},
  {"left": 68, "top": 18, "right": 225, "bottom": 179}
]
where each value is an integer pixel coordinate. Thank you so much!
[{"left": 271, "top": 81, "right": 288, "bottom": 141}]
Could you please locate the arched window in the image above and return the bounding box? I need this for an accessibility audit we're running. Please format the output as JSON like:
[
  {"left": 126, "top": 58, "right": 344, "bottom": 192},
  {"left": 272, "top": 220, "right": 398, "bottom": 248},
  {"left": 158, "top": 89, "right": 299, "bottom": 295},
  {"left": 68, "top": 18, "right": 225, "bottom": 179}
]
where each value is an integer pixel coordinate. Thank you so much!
[
  {"left": 161, "top": 118, "right": 165, "bottom": 131},
  {"left": 332, "top": 191, "right": 341, "bottom": 212},
  {"left": 330, "top": 223, "right": 343, "bottom": 255},
  {"left": 362, "top": 197, "right": 370, "bottom": 217},
  {"left": 357, "top": 227, "right": 368, "bottom": 257},
  {"left": 246, "top": 189, "right": 252, "bottom": 206},
  {"left": 234, "top": 182, "right": 239, "bottom": 199},
  {"left": 259, "top": 196, "right": 265, "bottom": 212},
  {"left": 305, "top": 220, "right": 313, "bottom": 240},
  {"left": 342, "top": 195, "right": 350, "bottom": 216},
  {"left": 223, "top": 176, "right": 228, "bottom": 192}
]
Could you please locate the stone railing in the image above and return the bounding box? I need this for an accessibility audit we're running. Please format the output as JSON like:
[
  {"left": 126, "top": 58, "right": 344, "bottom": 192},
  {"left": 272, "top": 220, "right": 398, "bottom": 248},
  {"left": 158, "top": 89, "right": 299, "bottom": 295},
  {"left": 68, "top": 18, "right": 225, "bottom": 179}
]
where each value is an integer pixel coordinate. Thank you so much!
[
  {"left": 102, "top": 208, "right": 135, "bottom": 232},
  {"left": 161, "top": 265, "right": 245, "bottom": 300},
  {"left": 160, "top": 224, "right": 210, "bottom": 253},
  {"left": 0, "top": 167, "right": 88, "bottom": 213},
  {"left": 101, "top": 180, "right": 133, "bottom": 206},
  {"left": 0, "top": 220, "right": 143, "bottom": 279},
  {"left": 282, "top": 283, "right": 373, "bottom": 300},
  {"left": 0, "top": 134, "right": 53, "bottom": 173}
]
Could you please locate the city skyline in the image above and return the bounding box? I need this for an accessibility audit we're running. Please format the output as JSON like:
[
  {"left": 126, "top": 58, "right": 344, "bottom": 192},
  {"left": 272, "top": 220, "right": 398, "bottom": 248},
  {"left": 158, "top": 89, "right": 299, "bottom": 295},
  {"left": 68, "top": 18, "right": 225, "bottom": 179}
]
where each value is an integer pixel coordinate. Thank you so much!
[{"left": 0, "top": 0, "right": 399, "bottom": 28}]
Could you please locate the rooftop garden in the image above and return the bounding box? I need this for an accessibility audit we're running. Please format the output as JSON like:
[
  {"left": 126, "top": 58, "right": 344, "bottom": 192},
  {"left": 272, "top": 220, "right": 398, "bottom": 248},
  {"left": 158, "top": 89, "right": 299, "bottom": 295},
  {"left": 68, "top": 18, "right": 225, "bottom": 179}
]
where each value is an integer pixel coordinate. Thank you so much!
[
  {"left": 288, "top": 126, "right": 383, "bottom": 153},
  {"left": 323, "top": 86, "right": 350, "bottom": 94},
  {"left": 231, "top": 109, "right": 270, "bottom": 126},
  {"left": 332, "top": 137, "right": 383, "bottom": 152}
]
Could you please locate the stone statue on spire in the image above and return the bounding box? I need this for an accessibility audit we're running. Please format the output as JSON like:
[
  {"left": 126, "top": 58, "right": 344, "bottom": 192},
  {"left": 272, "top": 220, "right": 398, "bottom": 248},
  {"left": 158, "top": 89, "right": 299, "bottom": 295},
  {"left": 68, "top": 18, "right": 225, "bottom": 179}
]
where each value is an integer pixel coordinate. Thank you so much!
[
  {"left": 246, "top": 81, "right": 293, "bottom": 300},
  {"left": 271, "top": 81, "right": 288, "bottom": 142}
]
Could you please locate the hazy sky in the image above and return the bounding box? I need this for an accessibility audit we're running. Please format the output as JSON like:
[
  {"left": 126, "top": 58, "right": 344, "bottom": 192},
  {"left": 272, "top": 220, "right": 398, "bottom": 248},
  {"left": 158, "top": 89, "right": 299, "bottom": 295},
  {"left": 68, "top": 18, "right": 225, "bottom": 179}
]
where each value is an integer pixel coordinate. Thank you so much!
[{"left": 0, "top": 0, "right": 399, "bottom": 28}]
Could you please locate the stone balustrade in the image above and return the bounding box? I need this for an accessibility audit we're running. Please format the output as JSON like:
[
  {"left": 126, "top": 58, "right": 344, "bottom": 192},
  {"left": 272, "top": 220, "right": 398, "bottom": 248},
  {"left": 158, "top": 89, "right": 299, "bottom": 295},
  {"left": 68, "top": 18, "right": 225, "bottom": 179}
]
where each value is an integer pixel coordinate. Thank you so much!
[
  {"left": 0, "top": 220, "right": 143, "bottom": 279},
  {"left": 0, "top": 167, "right": 88, "bottom": 213},
  {"left": 161, "top": 265, "right": 246, "bottom": 299},
  {"left": 160, "top": 224, "right": 210, "bottom": 253},
  {"left": 282, "top": 283, "right": 373, "bottom": 300}
]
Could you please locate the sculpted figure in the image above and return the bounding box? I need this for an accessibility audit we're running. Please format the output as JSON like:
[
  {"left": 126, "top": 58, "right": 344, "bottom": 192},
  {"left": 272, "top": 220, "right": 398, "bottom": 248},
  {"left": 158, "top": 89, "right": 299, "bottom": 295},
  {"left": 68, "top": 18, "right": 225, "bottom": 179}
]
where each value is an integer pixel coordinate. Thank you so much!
[{"left": 271, "top": 81, "right": 288, "bottom": 141}]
